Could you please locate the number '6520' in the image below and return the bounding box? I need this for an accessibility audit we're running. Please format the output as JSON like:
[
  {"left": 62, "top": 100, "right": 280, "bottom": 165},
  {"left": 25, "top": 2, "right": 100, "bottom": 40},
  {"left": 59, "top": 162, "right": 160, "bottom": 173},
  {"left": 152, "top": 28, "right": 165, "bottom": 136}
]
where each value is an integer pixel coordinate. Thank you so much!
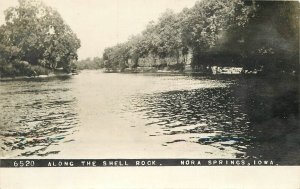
[{"left": 13, "top": 161, "right": 35, "bottom": 167}]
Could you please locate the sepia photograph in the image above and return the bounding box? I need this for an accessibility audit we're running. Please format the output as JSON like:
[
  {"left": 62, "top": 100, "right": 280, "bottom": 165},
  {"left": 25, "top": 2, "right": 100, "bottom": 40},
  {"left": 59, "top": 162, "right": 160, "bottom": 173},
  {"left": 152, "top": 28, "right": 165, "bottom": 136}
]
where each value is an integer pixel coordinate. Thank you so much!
[{"left": 0, "top": 0, "right": 299, "bottom": 188}]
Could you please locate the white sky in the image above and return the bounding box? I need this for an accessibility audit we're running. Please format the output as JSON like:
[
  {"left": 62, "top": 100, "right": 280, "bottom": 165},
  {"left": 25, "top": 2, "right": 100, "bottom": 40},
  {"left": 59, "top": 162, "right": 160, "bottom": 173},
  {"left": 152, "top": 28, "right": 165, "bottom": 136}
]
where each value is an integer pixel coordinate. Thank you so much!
[{"left": 0, "top": 0, "right": 198, "bottom": 60}]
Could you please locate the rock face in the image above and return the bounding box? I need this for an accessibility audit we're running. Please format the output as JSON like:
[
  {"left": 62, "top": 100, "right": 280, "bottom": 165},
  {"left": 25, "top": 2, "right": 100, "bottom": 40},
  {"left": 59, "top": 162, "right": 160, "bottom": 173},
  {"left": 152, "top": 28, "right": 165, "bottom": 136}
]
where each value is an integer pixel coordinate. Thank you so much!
[
  {"left": 184, "top": 49, "right": 193, "bottom": 72},
  {"left": 128, "top": 50, "right": 193, "bottom": 71}
]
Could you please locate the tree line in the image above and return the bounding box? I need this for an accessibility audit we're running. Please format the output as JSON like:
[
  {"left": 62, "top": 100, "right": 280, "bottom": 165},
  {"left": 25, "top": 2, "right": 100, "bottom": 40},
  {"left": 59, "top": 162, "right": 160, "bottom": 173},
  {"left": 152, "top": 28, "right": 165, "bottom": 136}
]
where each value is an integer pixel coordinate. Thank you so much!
[
  {"left": 1, "top": 0, "right": 298, "bottom": 77},
  {"left": 75, "top": 57, "right": 104, "bottom": 70},
  {"left": 102, "top": 0, "right": 299, "bottom": 76},
  {"left": 0, "top": 0, "right": 80, "bottom": 77}
]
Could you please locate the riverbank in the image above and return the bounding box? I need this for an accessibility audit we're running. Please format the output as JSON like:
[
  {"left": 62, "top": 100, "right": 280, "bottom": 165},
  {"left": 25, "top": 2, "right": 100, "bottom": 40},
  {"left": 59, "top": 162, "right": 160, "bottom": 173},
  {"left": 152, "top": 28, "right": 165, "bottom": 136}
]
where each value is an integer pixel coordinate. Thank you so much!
[
  {"left": 104, "top": 66, "right": 246, "bottom": 75},
  {"left": 0, "top": 72, "right": 78, "bottom": 81},
  {"left": 103, "top": 66, "right": 299, "bottom": 80}
]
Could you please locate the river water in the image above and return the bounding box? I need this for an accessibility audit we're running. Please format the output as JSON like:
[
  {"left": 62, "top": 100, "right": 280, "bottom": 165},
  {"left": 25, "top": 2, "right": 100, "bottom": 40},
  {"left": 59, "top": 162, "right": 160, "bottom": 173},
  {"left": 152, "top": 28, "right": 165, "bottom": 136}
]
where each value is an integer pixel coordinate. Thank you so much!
[{"left": 0, "top": 70, "right": 299, "bottom": 163}]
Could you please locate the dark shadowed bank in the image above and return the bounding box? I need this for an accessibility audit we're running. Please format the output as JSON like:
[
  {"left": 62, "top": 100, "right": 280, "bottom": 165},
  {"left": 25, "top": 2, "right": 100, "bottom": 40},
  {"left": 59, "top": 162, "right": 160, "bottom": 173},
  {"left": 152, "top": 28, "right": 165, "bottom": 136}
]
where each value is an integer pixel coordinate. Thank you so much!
[{"left": 229, "top": 75, "right": 299, "bottom": 164}]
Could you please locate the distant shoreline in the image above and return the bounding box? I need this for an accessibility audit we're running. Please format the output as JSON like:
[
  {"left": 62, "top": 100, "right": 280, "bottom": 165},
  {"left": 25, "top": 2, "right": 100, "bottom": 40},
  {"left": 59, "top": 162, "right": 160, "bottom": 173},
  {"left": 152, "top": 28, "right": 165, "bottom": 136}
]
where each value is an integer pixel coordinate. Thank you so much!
[
  {"left": 103, "top": 66, "right": 248, "bottom": 75},
  {"left": 0, "top": 72, "right": 78, "bottom": 81}
]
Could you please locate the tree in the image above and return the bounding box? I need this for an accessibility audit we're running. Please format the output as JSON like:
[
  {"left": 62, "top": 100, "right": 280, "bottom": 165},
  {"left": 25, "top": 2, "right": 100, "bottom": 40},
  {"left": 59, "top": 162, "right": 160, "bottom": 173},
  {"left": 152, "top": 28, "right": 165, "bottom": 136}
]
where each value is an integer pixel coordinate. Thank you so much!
[
  {"left": 0, "top": 0, "right": 81, "bottom": 76},
  {"left": 155, "top": 10, "right": 183, "bottom": 59},
  {"left": 240, "top": 1, "right": 299, "bottom": 75},
  {"left": 102, "top": 0, "right": 299, "bottom": 75},
  {"left": 103, "top": 42, "right": 130, "bottom": 71},
  {"left": 181, "top": 0, "right": 253, "bottom": 70},
  {"left": 75, "top": 57, "right": 103, "bottom": 70}
]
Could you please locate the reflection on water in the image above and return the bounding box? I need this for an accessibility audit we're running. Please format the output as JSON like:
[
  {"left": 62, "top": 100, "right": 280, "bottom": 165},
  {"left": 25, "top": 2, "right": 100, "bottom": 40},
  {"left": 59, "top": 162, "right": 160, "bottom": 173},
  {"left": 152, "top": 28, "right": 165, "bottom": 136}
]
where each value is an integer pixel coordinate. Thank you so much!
[
  {"left": 131, "top": 87, "right": 251, "bottom": 158},
  {"left": 129, "top": 75, "right": 300, "bottom": 163},
  {"left": 0, "top": 76, "right": 79, "bottom": 157},
  {"left": 242, "top": 78, "right": 300, "bottom": 164},
  {"left": 0, "top": 71, "right": 299, "bottom": 164}
]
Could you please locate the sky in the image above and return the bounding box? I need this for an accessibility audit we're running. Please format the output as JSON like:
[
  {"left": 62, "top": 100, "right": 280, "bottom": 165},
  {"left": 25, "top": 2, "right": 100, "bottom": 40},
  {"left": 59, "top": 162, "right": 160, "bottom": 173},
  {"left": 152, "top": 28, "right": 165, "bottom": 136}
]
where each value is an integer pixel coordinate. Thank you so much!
[{"left": 0, "top": 0, "right": 198, "bottom": 60}]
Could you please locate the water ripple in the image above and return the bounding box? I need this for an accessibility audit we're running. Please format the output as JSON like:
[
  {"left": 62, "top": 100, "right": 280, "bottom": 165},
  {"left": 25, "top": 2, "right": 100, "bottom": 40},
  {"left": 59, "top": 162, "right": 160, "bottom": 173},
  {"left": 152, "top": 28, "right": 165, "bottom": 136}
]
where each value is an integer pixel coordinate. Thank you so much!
[{"left": 0, "top": 79, "right": 79, "bottom": 157}]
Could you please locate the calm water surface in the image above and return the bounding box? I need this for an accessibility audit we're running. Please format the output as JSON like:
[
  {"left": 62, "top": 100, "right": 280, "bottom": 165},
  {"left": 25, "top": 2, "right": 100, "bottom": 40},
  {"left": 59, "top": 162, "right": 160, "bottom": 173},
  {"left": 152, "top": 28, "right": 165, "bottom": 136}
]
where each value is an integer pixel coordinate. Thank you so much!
[{"left": 0, "top": 70, "right": 299, "bottom": 163}]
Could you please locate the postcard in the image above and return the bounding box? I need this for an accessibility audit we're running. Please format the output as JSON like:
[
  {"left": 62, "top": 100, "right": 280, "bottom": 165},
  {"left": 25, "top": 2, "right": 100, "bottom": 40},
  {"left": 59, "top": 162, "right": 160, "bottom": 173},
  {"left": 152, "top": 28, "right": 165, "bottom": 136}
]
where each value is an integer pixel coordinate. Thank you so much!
[{"left": 0, "top": 0, "right": 299, "bottom": 188}]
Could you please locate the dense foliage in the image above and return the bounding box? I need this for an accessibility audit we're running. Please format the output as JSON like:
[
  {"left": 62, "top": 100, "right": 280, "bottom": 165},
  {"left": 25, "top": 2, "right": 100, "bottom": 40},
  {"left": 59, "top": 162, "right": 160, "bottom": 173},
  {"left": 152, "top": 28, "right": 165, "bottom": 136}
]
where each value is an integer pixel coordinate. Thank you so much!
[
  {"left": 0, "top": 0, "right": 81, "bottom": 77},
  {"left": 75, "top": 57, "right": 104, "bottom": 70},
  {"left": 103, "top": 0, "right": 299, "bottom": 76}
]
